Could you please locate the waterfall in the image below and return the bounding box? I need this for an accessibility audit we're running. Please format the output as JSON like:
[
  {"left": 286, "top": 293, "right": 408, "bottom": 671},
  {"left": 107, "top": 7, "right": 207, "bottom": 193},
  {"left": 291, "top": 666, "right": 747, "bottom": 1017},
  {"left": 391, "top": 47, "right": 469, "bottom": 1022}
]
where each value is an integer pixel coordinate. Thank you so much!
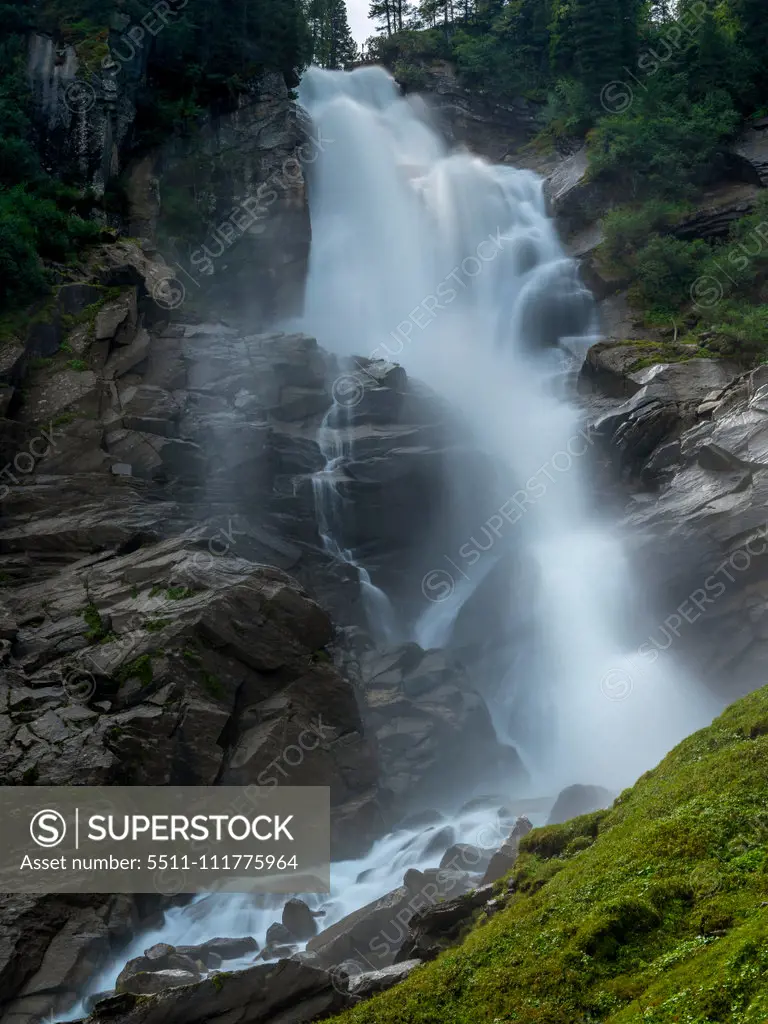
[
  {"left": 63, "top": 66, "right": 720, "bottom": 1015},
  {"left": 298, "top": 63, "right": 719, "bottom": 790},
  {"left": 311, "top": 400, "right": 400, "bottom": 646}
]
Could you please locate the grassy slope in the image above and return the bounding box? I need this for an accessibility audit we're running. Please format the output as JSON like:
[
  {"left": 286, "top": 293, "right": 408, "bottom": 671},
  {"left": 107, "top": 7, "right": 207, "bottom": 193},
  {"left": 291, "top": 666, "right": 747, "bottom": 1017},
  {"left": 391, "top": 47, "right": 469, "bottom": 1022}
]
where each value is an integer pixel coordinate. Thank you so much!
[{"left": 330, "top": 687, "right": 768, "bottom": 1024}]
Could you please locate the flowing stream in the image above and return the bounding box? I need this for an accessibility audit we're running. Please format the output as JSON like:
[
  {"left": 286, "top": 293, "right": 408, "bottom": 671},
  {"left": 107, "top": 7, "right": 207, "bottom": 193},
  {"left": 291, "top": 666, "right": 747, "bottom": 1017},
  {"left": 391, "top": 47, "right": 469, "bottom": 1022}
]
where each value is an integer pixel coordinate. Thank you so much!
[{"left": 65, "top": 65, "right": 721, "bottom": 1014}]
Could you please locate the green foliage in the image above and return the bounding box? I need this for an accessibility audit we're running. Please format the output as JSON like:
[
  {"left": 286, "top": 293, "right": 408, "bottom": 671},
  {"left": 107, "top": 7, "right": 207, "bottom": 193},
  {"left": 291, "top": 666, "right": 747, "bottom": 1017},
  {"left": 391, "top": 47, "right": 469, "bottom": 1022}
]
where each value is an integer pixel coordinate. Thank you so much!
[
  {"left": 200, "top": 671, "right": 224, "bottom": 698},
  {"left": 588, "top": 86, "right": 742, "bottom": 199},
  {"left": 601, "top": 202, "right": 692, "bottom": 269},
  {"left": 145, "top": 617, "right": 170, "bottom": 633},
  {"left": 166, "top": 586, "right": 196, "bottom": 600},
  {"left": 81, "top": 603, "right": 111, "bottom": 642},
  {"left": 630, "top": 235, "right": 713, "bottom": 314},
  {"left": 308, "top": 0, "right": 358, "bottom": 68},
  {"left": 327, "top": 685, "right": 768, "bottom": 1024},
  {"left": 115, "top": 654, "right": 154, "bottom": 688}
]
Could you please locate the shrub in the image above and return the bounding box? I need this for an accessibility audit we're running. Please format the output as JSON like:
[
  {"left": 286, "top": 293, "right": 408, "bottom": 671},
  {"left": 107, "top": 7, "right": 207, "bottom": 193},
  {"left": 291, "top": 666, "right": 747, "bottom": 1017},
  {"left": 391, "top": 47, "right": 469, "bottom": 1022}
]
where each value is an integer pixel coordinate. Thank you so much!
[{"left": 630, "top": 235, "right": 712, "bottom": 314}]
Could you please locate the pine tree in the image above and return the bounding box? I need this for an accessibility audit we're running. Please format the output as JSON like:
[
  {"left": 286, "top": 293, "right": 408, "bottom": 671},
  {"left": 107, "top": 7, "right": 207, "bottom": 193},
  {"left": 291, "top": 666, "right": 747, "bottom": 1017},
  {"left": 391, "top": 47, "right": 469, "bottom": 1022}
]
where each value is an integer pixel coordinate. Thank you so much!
[
  {"left": 308, "top": 0, "right": 358, "bottom": 66},
  {"left": 369, "top": 0, "right": 395, "bottom": 35}
]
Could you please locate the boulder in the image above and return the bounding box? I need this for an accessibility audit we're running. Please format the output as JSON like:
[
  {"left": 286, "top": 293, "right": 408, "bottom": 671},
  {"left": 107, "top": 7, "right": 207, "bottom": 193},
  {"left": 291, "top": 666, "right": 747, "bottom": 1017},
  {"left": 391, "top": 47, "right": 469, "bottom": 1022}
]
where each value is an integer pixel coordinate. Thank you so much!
[
  {"left": 347, "top": 958, "right": 422, "bottom": 999},
  {"left": 361, "top": 643, "right": 528, "bottom": 801},
  {"left": 307, "top": 868, "right": 471, "bottom": 972},
  {"left": 265, "top": 922, "right": 294, "bottom": 947},
  {"left": 439, "top": 843, "right": 491, "bottom": 875},
  {"left": 282, "top": 898, "right": 319, "bottom": 941},
  {"left": 176, "top": 936, "right": 258, "bottom": 963},
  {"left": 481, "top": 816, "right": 534, "bottom": 885},
  {"left": 118, "top": 969, "right": 201, "bottom": 996},
  {"left": 547, "top": 785, "right": 615, "bottom": 825},
  {"left": 394, "top": 885, "right": 496, "bottom": 963},
  {"left": 85, "top": 960, "right": 349, "bottom": 1024}
]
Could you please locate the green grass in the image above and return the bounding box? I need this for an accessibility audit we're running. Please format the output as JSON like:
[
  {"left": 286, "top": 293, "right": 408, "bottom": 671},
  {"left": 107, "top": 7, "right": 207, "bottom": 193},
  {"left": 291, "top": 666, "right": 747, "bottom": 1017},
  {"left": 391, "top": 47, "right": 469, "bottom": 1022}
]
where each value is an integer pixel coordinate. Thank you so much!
[{"left": 329, "top": 687, "right": 768, "bottom": 1024}]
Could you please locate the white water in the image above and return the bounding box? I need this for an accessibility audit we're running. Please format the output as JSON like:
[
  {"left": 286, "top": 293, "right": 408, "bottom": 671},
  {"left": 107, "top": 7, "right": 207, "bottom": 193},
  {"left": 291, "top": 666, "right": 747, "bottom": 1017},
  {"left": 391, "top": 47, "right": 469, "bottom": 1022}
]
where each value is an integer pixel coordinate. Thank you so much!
[
  {"left": 298, "top": 63, "right": 719, "bottom": 789},
  {"left": 311, "top": 403, "right": 400, "bottom": 645},
  {"left": 64, "top": 65, "right": 721, "bottom": 1016}
]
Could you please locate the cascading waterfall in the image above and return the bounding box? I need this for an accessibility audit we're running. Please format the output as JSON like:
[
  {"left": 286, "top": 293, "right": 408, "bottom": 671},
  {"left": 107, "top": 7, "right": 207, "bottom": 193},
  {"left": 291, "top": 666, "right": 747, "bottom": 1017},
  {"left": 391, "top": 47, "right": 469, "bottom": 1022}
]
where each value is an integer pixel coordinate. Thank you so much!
[
  {"left": 311, "top": 401, "right": 400, "bottom": 646},
  {"left": 65, "top": 65, "right": 721, "bottom": 1016},
  {"left": 298, "top": 63, "right": 719, "bottom": 789}
]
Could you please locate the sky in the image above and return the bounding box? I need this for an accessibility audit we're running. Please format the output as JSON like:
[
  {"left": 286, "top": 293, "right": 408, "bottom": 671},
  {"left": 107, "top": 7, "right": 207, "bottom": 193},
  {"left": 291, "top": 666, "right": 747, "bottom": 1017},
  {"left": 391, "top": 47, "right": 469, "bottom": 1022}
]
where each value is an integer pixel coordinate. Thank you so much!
[{"left": 347, "top": 0, "right": 375, "bottom": 46}]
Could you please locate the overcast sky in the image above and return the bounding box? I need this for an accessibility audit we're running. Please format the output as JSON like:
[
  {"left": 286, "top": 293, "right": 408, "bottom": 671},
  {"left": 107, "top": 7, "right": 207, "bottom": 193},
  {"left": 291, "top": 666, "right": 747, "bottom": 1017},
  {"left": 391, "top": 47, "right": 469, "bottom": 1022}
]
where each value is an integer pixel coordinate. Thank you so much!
[{"left": 347, "top": 0, "right": 375, "bottom": 46}]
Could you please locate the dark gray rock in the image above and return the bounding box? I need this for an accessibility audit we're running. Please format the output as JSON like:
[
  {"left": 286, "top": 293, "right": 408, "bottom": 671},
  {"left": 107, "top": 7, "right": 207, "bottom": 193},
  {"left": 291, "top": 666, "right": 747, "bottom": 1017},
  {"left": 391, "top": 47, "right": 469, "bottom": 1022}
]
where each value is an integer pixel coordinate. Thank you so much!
[
  {"left": 282, "top": 899, "right": 319, "bottom": 941},
  {"left": 481, "top": 816, "right": 534, "bottom": 885},
  {"left": 265, "top": 922, "right": 295, "bottom": 947},
  {"left": 547, "top": 785, "right": 614, "bottom": 825},
  {"left": 394, "top": 885, "right": 496, "bottom": 964},
  {"left": 347, "top": 958, "right": 422, "bottom": 999},
  {"left": 177, "top": 936, "right": 258, "bottom": 963},
  {"left": 85, "top": 960, "right": 350, "bottom": 1024}
]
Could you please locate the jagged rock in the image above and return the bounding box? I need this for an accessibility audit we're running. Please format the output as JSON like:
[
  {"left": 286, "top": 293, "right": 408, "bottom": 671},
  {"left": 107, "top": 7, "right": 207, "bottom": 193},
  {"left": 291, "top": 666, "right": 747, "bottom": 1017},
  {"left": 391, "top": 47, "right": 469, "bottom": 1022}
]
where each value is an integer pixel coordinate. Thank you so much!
[
  {"left": 95, "top": 293, "right": 138, "bottom": 344},
  {"left": 421, "top": 825, "right": 455, "bottom": 860},
  {"left": 258, "top": 943, "right": 297, "bottom": 961},
  {"left": 144, "top": 943, "right": 175, "bottom": 961},
  {"left": 481, "top": 816, "right": 534, "bottom": 885},
  {"left": 84, "top": 960, "right": 350, "bottom": 1024},
  {"left": 265, "top": 923, "right": 294, "bottom": 947},
  {"left": 347, "top": 959, "right": 422, "bottom": 998},
  {"left": 439, "top": 843, "right": 491, "bottom": 874},
  {"left": 116, "top": 950, "right": 201, "bottom": 992},
  {"left": 361, "top": 643, "right": 527, "bottom": 801},
  {"left": 394, "top": 884, "right": 496, "bottom": 963},
  {"left": 307, "top": 867, "right": 471, "bottom": 972},
  {"left": 547, "top": 785, "right": 615, "bottom": 825},
  {"left": 282, "top": 899, "right": 319, "bottom": 941},
  {"left": 0, "top": 893, "right": 142, "bottom": 1024},
  {"left": 176, "top": 936, "right": 258, "bottom": 963},
  {"left": 672, "top": 182, "right": 761, "bottom": 241},
  {"left": 406, "top": 60, "right": 540, "bottom": 164},
  {"left": 118, "top": 969, "right": 202, "bottom": 995}
]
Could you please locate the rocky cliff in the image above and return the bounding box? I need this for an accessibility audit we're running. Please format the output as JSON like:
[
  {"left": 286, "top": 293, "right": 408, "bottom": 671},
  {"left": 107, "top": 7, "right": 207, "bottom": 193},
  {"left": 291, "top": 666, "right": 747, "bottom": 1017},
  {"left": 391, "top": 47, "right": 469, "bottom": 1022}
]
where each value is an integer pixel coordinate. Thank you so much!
[{"left": 25, "top": 31, "right": 311, "bottom": 326}]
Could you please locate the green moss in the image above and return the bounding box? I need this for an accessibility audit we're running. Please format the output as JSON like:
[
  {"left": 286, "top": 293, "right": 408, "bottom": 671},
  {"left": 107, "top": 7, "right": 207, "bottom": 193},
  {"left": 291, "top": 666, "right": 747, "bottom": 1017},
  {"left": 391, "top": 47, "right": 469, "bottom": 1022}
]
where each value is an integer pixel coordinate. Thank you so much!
[
  {"left": 28, "top": 355, "right": 54, "bottom": 371},
  {"left": 115, "top": 655, "right": 153, "bottom": 688},
  {"left": 145, "top": 618, "right": 170, "bottom": 633},
  {"left": 149, "top": 585, "right": 164, "bottom": 598},
  {"left": 200, "top": 671, "right": 224, "bottom": 699},
  {"left": 182, "top": 647, "right": 202, "bottom": 664},
  {"left": 52, "top": 411, "right": 77, "bottom": 427},
  {"left": 80, "top": 602, "right": 111, "bottom": 642},
  {"left": 67, "top": 358, "right": 88, "bottom": 371},
  {"left": 326, "top": 686, "right": 768, "bottom": 1024},
  {"left": 166, "top": 586, "right": 196, "bottom": 600}
]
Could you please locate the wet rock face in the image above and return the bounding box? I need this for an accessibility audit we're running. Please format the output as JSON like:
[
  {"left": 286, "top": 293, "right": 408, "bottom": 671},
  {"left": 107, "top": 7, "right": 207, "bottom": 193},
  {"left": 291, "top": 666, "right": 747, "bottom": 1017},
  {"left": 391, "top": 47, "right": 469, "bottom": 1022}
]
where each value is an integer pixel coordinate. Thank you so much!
[
  {"left": 144, "top": 72, "right": 312, "bottom": 324},
  {"left": 400, "top": 60, "right": 541, "bottom": 164},
  {"left": 360, "top": 644, "right": 528, "bottom": 805},
  {"left": 584, "top": 356, "right": 768, "bottom": 703},
  {"left": 26, "top": 31, "right": 310, "bottom": 329}
]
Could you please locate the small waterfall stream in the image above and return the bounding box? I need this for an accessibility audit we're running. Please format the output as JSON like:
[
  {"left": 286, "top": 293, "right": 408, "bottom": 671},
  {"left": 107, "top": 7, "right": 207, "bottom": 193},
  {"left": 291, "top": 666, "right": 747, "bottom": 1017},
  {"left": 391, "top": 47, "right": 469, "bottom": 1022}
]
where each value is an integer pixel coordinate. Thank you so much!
[{"left": 311, "top": 401, "right": 400, "bottom": 646}]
